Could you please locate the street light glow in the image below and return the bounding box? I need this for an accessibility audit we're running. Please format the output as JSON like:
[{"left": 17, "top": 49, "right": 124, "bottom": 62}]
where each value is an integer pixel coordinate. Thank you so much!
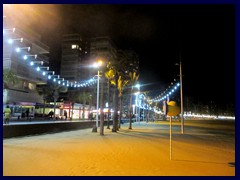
[
  {"left": 93, "top": 60, "right": 103, "bottom": 68},
  {"left": 7, "top": 37, "right": 23, "bottom": 44},
  {"left": 23, "top": 54, "right": 37, "bottom": 60},
  {"left": 15, "top": 46, "right": 31, "bottom": 52},
  {"left": 135, "top": 83, "right": 140, "bottom": 89}
]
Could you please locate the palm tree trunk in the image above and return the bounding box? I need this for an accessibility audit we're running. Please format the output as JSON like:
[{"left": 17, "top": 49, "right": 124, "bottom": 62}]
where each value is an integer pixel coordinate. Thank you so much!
[
  {"left": 83, "top": 102, "right": 85, "bottom": 119},
  {"left": 107, "top": 79, "right": 110, "bottom": 129},
  {"left": 43, "top": 98, "right": 46, "bottom": 118},
  {"left": 112, "top": 76, "right": 119, "bottom": 132},
  {"left": 53, "top": 98, "right": 56, "bottom": 119},
  {"left": 53, "top": 90, "right": 59, "bottom": 120},
  {"left": 147, "top": 109, "right": 150, "bottom": 123},
  {"left": 129, "top": 86, "right": 133, "bottom": 129},
  {"left": 100, "top": 78, "right": 104, "bottom": 135},
  {"left": 71, "top": 102, "right": 74, "bottom": 120},
  {"left": 119, "top": 95, "right": 123, "bottom": 129}
]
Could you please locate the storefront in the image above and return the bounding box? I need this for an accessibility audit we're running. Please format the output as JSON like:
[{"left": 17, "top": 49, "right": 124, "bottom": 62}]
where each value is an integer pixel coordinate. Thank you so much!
[
  {"left": 62, "top": 102, "right": 91, "bottom": 120},
  {"left": 34, "top": 103, "right": 61, "bottom": 117},
  {"left": 5, "top": 102, "right": 35, "bottom": 119}
]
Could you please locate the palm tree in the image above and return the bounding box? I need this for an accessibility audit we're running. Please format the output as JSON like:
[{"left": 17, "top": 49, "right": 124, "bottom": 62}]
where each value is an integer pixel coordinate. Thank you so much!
[
  {"left": 67, "top": 91, "right": 77, "bottom": 120},
  {"left": 118, "top": 75, "right": 129, "bottom": 129},
  {"left": 147, "top": 96, "right": 153, "bottom": 122},
  {"left": 105, "top": 69, "right": 114, "bottom": 129},
  {"left": 88, "top": 94, "right": 93, "bottom": 117},
  {"left": 106, "top": 50, "right": 139, "bottom": 132},
  {"left": 146, "top": 96, "right": 154, "bottom": 122},
  {"left": 76, "top": 91, "right": 92, "bottom": 119},
  {"left": 106, "top": 64, "right": 121, "bottom": 132},
  {"left": 68, "top": 90, "right": 81, "bottom": 119},
  {"left": 3, "top": 69, "right": 19, "bottom": 90},
  {"left": 128, "top": 71, "right": 139, "bottom": 129},
  {"left": 3, "top": 69, "right": 19, "bottom": 104},
  {"left": 36, "top": 84, "right": 54, "bottom": 117},
  {"left": 50, "top": 84, "right": 68, "bottom": 119},
  {"left": 142, "top": 91, "right": 150, "bottom": 122}
]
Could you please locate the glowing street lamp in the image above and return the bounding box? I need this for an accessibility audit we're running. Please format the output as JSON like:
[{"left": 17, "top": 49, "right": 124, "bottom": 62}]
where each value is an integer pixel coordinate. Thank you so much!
[
  {"left": 23, "top": 54, "right": 37, "bottom": 60},
  {"left": 7, "top": 37, "right": 23, "bottom": 44},
  {"left": 47, "top": 71, "right": 55, "bottom": 77},
  {"left": 15, "top": 46, "right": 31, "bottom": 53},
  {"left": 48, "top": 74, "right": 59, "bottom": 80},
  {"left": 57, "top": 78, "right": 64, "bottom": 85},
  {"left": 93, "top": 60, "right": 103, "bottom": 130},
  {"left": 37, "top": 67, "right": 49, "bottom": 76},
  {"left": 3, "top": 27, "right": 15, "bottom": 35},
  {"left": 62, "top": 80, "right": 69, "bottom": 86},
  {"left": 30, "top": 60, "right": 43, "bottom": 66}
]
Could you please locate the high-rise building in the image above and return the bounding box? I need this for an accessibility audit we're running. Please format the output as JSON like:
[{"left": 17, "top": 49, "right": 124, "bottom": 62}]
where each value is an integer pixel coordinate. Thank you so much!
[
  {"left": 89, "top": 36, "right": 118, "bottom": 110},
  {"left": 90, "top": 36, "right": 118, "bottom": 64},
  {"left": 60, "top": 34, "right": 91, "bottom": 82}
]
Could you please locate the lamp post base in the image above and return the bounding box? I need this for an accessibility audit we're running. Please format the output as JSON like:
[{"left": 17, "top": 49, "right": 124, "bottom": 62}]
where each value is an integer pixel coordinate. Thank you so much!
[{"left": 92, "top": 125, "right": 97, "bottom": 132}]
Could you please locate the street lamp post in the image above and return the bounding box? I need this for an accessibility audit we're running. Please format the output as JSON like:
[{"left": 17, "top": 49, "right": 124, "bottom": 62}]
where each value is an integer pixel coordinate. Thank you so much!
[
  {"left": 92, "top": 60, "right": 103, "bottom": 132},
  {"left": 175, "top": 61, "right": 184, "bottom": 134},
  {"left": 180, "top": 61, "right": 184, "bottom": 134},
  {"left": 96, "top": 69, "right": 100, "bottom": 128},
  {"left": 135, "top": 84, "right": 140, "bottom": 123}
]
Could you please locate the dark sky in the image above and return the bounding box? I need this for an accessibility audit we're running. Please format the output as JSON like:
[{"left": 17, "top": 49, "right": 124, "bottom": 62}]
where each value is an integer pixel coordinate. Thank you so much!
[
  {"left": 5, "top": 4, "right": 235, "bottom": 106},
  {"left": 59, "top": 4, "right": 235, "bottom": 106}
]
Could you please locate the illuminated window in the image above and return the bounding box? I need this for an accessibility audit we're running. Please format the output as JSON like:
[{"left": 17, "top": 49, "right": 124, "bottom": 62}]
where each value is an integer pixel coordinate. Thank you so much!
[
  {"left": 23, "top": 82, "right": 28, "bottom": 89},
  {"left": 28, "top": 83, "right": 36, "bottom": 90},
  {"left": 72, "top": 44, "right": 78, "bottom": 49}
]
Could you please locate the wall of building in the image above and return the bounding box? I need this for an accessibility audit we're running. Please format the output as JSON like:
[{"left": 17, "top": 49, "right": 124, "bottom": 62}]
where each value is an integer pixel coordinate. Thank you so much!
[{"left": 3, "top": 23, "right": 50, "bottom": 115}]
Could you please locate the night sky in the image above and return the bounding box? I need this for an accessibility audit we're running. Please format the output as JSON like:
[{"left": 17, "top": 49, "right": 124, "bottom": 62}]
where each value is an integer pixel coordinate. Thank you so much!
[{"left": 5, "top": 4, "right": 235, "bottom": 107}]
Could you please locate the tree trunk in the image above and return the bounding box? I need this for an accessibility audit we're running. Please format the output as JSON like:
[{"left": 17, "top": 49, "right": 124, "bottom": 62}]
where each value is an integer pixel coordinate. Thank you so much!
[
  {"left": 43, "top": 98, "right": 46, "bottom": 118},
  {"left": 83, "top": 100, "right": 86, "bottom": 119},
  {"left": 107, "top": 79, "right": 110, "bottom": 129},
  {"left": 53, "top": 98, "right": 56, "bottom": 119},
  {"left": 147, "top": 109, "right": 150, "bottom": 123},
  {"left": 112, "top": 76, "right": 119, "bottom": 132},
  {"left": 70, "top": 102, "right": 74, "bottom": 120},
  {"left": 100, "top": 78, "right": 104, "bottom": 135},
  {"left": 53, "top": 90, "right": 58, "bottom": 120},
  {"left": 129, "top": 86, "right": 133, "bottom": 129},
  {"left": 119, "top": 95, "right": 123, "bottom": 129}
]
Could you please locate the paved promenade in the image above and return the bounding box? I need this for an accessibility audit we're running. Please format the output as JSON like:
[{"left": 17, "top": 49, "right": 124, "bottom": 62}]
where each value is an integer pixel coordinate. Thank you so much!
[{"left": 3, "top": 120, "right": 235, "bottom": 176}]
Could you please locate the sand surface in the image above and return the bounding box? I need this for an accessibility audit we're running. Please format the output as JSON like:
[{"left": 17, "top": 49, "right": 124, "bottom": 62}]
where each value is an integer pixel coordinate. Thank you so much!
[{"left": 3, "top": 120, "right": 235, "bottom": 176}]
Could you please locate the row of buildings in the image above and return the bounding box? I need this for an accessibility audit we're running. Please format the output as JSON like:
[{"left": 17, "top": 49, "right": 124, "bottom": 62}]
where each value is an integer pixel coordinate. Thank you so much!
[{"left": 3, "top": 15, "right": 139, "bottom": 120}]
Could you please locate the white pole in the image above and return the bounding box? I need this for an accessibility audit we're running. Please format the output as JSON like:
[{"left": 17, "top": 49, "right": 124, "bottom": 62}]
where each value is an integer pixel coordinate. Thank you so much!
[
  {"left": 180, "top": 61, "right": 184, "bottom": 134},
  {"left": 170, "top": 116, "right": 172, "bottom": 160},
  {"left": 96, "top": 70, "right": 100, "bottom": 128}
]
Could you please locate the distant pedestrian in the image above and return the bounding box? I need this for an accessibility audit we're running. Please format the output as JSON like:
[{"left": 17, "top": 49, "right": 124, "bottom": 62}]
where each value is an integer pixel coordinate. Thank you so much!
[
  {"left": 26, "top": 109, "right": 30, "bottom": 120},
  {"left": 64, "top": 110, "right": 67, "bottom": 120},
  {"left": 89, "top": 113, "right": 93, "bottom": 120},
  {"left": 48, "top": 111, "right": 54, "bottom": 119},
  {"left": 3, "top": 105, "right": 11, "bottom": 124}
]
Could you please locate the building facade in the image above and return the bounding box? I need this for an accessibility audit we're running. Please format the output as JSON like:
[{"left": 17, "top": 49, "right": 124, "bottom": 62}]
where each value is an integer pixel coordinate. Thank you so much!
[
  {"left": 3, "top": 25, "right": 50, "bottom": 118},
  {"left": 61, "top": 34, "right": 91, "bottom": 82},
  {"left": 90, "top": 36, "right": 118, "bottom": 65}
]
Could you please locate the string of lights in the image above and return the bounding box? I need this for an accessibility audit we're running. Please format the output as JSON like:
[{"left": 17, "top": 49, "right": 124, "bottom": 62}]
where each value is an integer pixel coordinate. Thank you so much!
[
  {"left": 151, "top": 81, "right": 180, "bottom": 103},
  {"left": 3, "top": 26, "right": 97, "bottom": 89}
]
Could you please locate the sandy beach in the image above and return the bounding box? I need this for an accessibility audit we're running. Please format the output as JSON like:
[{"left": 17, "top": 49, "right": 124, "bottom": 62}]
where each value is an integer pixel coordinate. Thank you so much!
[{"left": 3, "top": 120, "right": 235, "bottom": 176}]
